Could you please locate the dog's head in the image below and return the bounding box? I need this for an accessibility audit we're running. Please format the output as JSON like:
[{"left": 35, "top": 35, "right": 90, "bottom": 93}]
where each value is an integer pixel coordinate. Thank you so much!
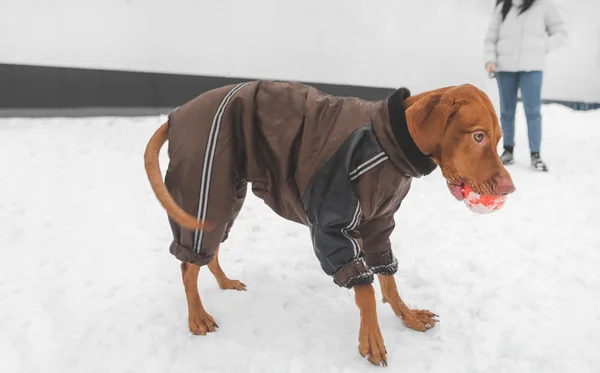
[{"left": 405, "top": 84, "right": 515, "bottom": 200}]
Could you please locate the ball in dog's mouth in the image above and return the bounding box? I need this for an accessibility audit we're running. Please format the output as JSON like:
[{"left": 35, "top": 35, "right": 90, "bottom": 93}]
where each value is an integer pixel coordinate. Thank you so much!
[
  {"left": 448, "top": 182, "right": 507, "bottom": 214},
  {"left": 461, "top": 184, "right": 507, "bottom": 214}
]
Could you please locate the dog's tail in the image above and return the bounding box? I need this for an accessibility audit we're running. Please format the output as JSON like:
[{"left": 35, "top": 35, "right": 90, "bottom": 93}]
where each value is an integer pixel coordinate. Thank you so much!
[{"left": 143, "top": 122, "right": 214, "bottom": 231}]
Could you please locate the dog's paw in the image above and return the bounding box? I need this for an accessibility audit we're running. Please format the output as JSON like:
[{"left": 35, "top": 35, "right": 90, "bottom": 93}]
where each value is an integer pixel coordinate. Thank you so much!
[
  {"left": 189, "top": 311, "right": 219, "bottom": 335},
  {"left": 218, "top": 278, "right": 247, "bottom": 291},
  {"left": 401, "top": 309, "right": 439, "bottom": 332},
  {"left": 358, "top": 323, "right": 388, "bottom": 367}
]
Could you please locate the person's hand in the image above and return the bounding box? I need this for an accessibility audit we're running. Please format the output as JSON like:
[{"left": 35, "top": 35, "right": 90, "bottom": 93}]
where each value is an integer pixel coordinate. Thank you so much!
[{"left": 486, "top": 63, "right": 496, "bottom": 74}]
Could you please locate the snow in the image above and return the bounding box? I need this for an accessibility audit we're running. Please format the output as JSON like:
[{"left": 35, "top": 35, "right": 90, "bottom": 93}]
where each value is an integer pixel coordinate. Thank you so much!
[{"left": 1, "top": 104, "right": 599, "bottom": 373}]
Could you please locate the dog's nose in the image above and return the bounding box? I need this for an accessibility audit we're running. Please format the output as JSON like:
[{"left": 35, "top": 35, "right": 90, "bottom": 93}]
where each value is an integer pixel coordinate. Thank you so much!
[{"left": 496, "top": 175, "right": 516, "bottom": 195}]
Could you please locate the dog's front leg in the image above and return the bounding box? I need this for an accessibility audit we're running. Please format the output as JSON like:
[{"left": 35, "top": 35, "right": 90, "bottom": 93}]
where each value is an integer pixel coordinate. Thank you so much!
[
  {"left": 181, "top": 262, "right": 218, "bottom": 335},
  {"left": 377, "top": 274, "right": 438, "bottom": 332},
  {"left": 354, "top": 283, "right": 387, "bottom": 366}
]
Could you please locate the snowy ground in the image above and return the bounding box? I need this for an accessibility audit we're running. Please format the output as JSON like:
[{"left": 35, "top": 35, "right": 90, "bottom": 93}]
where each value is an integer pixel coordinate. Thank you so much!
[{"left": 1, "top": 104, "right": 599, "bottom": 373}]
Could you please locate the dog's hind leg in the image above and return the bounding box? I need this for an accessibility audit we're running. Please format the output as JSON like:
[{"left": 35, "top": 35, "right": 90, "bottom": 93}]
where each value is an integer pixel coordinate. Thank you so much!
[
  {"left": 181, "top": 261, "right": 218, "bottom": 335},
  {"left": 207, "top": 246, "right": 246, "bottom": 291},
  {"left": 207, "top": 181, "right": 247, "bottom": 291},
  {"left": 377, "top": 274, "right": 439, "bottom": 332}
]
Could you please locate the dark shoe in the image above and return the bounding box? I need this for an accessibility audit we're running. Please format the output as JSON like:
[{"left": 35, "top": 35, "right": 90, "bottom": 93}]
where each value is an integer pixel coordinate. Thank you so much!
[
  {"left": 531, "top": 152, "right": 548, "bottom": 172},
  {"left": 500, "top": 150, "right": 514, "bottom": 165}
]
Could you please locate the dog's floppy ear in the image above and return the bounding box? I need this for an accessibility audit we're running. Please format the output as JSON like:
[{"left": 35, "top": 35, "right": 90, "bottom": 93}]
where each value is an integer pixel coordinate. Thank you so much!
[{"left": 405, "top": 91, "right": 465, "bottom": 156}]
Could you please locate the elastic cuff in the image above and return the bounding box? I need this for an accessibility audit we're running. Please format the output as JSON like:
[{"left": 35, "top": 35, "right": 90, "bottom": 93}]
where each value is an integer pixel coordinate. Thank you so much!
[
  {"left": 169, "top": 240, "right": 214, "bottom": 266},
  {"left": 364, "top": 249, "right": 399, "bottom": 276},
  {"left": 333, "top": 259, "right": 374, "bottom": 289}
]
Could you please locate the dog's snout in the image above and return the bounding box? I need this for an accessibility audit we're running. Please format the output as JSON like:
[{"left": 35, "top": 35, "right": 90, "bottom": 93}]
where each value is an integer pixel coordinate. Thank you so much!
[{"left": 496, "top": 175, "right": 516, "bottom": 195}]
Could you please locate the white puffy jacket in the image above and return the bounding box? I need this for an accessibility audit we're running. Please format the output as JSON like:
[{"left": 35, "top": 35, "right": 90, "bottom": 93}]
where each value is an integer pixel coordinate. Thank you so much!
[{"left": 483, "top": 0, "right": 568, "bottom": 72}]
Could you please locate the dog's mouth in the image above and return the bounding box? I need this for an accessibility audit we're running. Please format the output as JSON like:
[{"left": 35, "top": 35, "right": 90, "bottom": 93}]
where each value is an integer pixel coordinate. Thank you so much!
[{"left": 448, "top": 181, "right": 466, "bottom": 201}]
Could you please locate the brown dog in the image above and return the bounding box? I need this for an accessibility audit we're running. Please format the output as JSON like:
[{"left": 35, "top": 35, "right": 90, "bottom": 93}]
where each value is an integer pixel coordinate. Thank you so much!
[{"left": 143, "top": 81, "right": 515, "bottom": 367}]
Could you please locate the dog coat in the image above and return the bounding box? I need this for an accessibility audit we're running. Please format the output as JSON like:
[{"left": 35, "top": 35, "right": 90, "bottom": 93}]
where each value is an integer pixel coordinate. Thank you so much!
[{"left": 164, "top": 81, "right": 437, "bottom": 288}]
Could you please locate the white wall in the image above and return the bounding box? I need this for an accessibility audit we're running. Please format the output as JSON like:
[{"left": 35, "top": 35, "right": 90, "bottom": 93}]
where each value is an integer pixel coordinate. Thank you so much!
[{"left": 1, "top": 0, "right": 598, "bottom": 103}]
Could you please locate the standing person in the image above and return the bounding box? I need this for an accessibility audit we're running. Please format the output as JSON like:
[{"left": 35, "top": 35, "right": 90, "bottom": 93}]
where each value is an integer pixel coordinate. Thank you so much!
[{"left": 483, "top": 0, "right": 567, "bottom": 171}]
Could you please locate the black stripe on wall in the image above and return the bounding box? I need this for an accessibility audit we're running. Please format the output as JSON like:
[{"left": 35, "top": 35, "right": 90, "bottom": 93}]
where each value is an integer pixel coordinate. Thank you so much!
[{"left": 0, "top": 63, "right": 396, "bottom": 115}]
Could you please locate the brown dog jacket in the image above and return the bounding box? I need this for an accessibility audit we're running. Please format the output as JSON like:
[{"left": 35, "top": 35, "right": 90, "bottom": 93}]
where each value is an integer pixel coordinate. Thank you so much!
[{"left": 162, "top": 80, "right": 437, "bottom": 288}]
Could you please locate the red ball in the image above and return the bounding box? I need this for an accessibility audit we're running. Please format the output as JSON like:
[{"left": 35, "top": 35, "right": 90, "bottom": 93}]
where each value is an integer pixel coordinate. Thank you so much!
[{"left": 462, "top": 184, "right": 507, "bottom": 214}]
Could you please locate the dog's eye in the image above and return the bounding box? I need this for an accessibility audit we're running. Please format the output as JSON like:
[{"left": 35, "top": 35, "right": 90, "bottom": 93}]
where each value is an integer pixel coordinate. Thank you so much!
[{"left": 473, "top": 132, "right": 485, "bottom": 143}]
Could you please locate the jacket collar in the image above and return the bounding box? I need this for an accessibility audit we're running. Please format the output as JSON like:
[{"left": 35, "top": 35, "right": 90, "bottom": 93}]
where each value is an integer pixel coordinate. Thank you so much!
[{"left": 372, "top": 87, "right": 438, "bottom": 178}]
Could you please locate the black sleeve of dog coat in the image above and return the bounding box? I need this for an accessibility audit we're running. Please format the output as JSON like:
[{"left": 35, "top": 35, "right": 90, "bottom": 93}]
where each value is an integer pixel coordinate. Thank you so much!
[
  {"left": 302, "top": 125, "right": 386, "bottom": 288},
  {"left": 305, "top": 185, "right": 369, "bottom": 288}
]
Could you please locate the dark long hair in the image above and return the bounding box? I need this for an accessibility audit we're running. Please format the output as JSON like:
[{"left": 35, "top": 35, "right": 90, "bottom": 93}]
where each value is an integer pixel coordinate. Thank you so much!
[{"left": 496, "top": 0, "right": 537, "bottom": 21}]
